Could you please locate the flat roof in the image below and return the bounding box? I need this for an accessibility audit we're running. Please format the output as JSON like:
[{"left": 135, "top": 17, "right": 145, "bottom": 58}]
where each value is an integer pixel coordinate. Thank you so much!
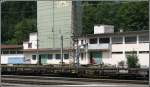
[
  {"left": 75, "top": 30, "right": 149, "bottom": 38},
  {"left": 1, "top": 45, "right": 22, "bottom": 49}
]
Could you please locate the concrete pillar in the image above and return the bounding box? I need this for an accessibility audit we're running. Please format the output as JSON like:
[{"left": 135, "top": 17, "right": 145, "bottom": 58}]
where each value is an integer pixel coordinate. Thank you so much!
[
  {"left": 97, "top": 37, "right": 99, "bottom": 44},
  {"left": 137, "top": 35, "right": 139, "bottom": 56},
  {"left": 122, "top": 36, "right": 126, "bottom": 60},
  {"left": 109, "top": 37, "right": 112, "bottom": 58}
]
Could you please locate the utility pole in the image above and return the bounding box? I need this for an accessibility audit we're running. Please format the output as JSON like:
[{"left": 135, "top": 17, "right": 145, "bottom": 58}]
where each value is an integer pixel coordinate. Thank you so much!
[
  {"left": 149, "top": 0, "right": 150, "bottom": 87},
  {"left": 36, "top": 1, "right": 40, "bottom": 65},
  {"left": 0, "top": 1, "right": 2, "bottom": 86},
  {"left": 76, "top": 46, "right": 80, "bottom": 68},
  {"left": 52, "top": 0, "right": 55, "bottom": 48},
  {"left": 73, "top": 36, "right": 77, "bottom": 67},
  {"left": 37, "top": 38, "right": 39, "bottom": 65},
  {"left": 61, "top": 35, "right": 64, "bottom": 66},
  {"left": 76, "top": 39, "right": 80, "bottom": 69}
]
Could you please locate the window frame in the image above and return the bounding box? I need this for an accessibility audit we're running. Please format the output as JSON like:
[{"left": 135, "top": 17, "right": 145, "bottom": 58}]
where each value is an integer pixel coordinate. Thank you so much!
[
  {"left": 112, "top": 52, "right": 123, "bottom": 54},
  {"left": 55, "top": 54, "right": 61, "bottom": 60},
  {"left": 139, "top": 51, "right": 149, "bottom": 54},
  {"left": 64, "top": 54, "right": 69, "bottom": 59},
  {"left": 89, "top": 38, "right": 97, "bottom": 44},
  {"left": 28, "top": 42, "right": 32, "bottom": 48},
  {"left": 139, "top": 35, "right": 149, "bottom": 43},
  {"left": 112, "top": 36, "right": 123, "bottom": 44},
  {"left": 48, "top": 54, "right": 53, "bottom": 60},
  {"left": 125, "top": 51, "right": 137, "bottom": 56},
  {"left": 99, "top": 37, "right": 110, "bottom": 44},
  {"left": 125, "top": 36, "right": 137, "bottom": 44},
  {"left": 32, "top": 55, "right": 36, "bottom": 60}
]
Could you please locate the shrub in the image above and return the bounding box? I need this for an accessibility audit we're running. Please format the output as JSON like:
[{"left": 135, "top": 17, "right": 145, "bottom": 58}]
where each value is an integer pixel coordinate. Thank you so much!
[
  {"left": 118, "top": 60, "right": 125, "bottom": 68},
  {"left": 126, "top": 51, "right": 140, "bottom": 68}
]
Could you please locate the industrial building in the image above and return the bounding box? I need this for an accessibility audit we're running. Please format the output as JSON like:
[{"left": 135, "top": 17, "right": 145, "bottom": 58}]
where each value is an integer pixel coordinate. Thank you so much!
[
  {"left": 23, "top": 1, "right": 82, "bottom": 64},
  {"left": 37, "top": 1, "right": 82, "bottom": 49}
]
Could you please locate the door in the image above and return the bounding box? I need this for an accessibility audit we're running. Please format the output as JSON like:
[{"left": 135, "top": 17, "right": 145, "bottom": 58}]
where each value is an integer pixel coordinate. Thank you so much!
[
  {"left": 40, "top": 54, "right": 48, "bottom": 64},
  {"left": 90, "top": 51, "right": 102, "bottom": 64}
]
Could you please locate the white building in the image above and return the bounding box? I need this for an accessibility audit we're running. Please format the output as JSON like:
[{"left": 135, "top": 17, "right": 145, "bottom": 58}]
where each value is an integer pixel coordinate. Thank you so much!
[
  {"left": 1, "top": 45, "right": 25, "bottom": 64},
  {"left": 23, "top": 33, "right": 72, "bottom": 64},
  {"left": 23, "top": 25, "right": 149, "bottom": 67},
  {"left": 23, "top": 32, "right": 37, "bottom": 50},
  {"left": 76, "top": 25, "right": 149, "bottom": 67}
]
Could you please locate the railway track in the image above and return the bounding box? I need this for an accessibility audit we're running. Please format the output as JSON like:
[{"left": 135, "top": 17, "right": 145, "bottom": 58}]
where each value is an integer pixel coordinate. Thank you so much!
[
  {"left": 2, "top": 64, "right": 149, "bottom": 80},
  {"left": 2, "top": 75, "right": 148, "bottom": 85}
]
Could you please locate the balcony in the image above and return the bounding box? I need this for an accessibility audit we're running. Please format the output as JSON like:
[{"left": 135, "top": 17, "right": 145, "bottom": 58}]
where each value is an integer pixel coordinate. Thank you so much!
[{"left": 88, "top": 44, "right": 110, "bottom": 50}]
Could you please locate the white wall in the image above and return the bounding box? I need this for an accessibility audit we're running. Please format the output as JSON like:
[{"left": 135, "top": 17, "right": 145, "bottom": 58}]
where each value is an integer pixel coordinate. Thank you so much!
[
  {"left": 138, "top": 43, "right": 149, "bottom": 51},
  {"left": 24, "top": 53, "right": 37, "bottom": 64},
  {"left": 47, "top": 53, "right": 70, "bottom": 64},
  {"left": 1, "top": 54, "right": 24, "bottom": 64},
  {"left": 23, "top": 33, "right": 37, "bottom": 49},
  {"left": 112, "top": 44, "right": 124, "bottom": 52},
  {"left": 111, "top": 43, "right": 149, "bottom": 67},
  {"left": 23, "top": 42, "right": 29, "bottom": 49},
  {"left": 24, "top": 51, "right": 72, "bottom": 64},
  {"left": 94, "top": 25, "right": 114, "bottom": 34},
  {"left": 79, "top": 53, "right": 89, "bottom": 65},
  {"left": 29, "top": 33, "right": 37, "bottom": 49},
  {"left": 138, "top": 53, "right": 149, "bottom": 67}
]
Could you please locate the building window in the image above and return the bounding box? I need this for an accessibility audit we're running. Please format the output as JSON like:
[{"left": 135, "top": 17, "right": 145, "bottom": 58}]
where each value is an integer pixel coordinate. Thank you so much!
[
  {"left": 28, "top": 43, "right": 32, "bottom": 48},
  {"left": 112, "top": 52, "right": 123, "bottom": 54},
  {"left": 10, "top": 50, "right": 16, "bottom": 54},
  {"left": 139, "top": 51, "right": 149, "bottom": 54},
  {"left": 2, "top": 51, "right": 9, "bottom": 54},
  {"left": 139, "top": 35, "right": 149, "bottom": 43},
  {"left": 89, "top": 38, "right": 97, "bottom": 44},
  {"left": 81, "top": 53, "right": 84, "bottom": 60},
  {"left": 125, "top": 36, "right": 137, "bottom": 44},
  {"left": 56, "top": 54, "right": 61, "bottom": 60},
  {"left": 125, "top": 51, "right": 137, "bottom": 56},
  {"left": 17, "top": 51, "right": 23, "bottom": 54},
  {"left": 64, "top": 54, "right": 69, "bottom": 59},
  {"left": 99, "top": 38, "right": 110, "bottom": 43},
  {"left": 48, "top": 54, "right": 53, "bottom": 60},
  {"left": 112, "top": 37, "right": 123, "bottom": 44},
  {"left": 81, "top": 40, "right": 83, "bottom": 44},
  {"left": 32, "top": 55, "right": 36, "bottom": 60}
]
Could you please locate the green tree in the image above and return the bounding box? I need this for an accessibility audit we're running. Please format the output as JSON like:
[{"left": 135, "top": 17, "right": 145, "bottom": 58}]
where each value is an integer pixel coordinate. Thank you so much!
[
  {"left": 6, "top": 19, "right": 37, "bottom": 44},
  {"left": 2, "top": 1, "right": 36, "bottom": 44},
  {"left": 126, "top": 51, "right": 140, "bottom": 68},
  {"left": 116, "top": 1, "right": 148, "bottom": 31},
  {"left": 118, "top": 60, "right": 125, "bottom": 68},
  {"left": 82, "top": 1, "right": 148, "bottom": 34}
]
